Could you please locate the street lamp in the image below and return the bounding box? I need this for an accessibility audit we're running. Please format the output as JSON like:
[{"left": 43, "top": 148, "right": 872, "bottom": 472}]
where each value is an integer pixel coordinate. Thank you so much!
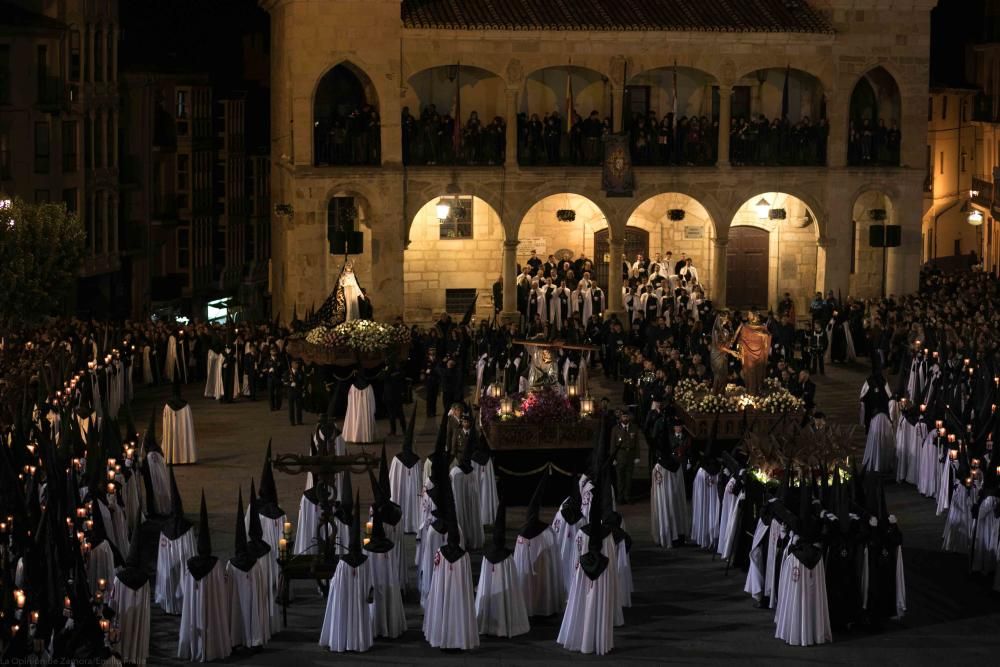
[
  {"left": 755, "top": 197, "right": 771, "bottom": 220},
  {"left": 968, "top": 208, "right": 984, "bottom": 226},
  {"left": 436, "top": 198, "right": 451, "bottom": 221}
]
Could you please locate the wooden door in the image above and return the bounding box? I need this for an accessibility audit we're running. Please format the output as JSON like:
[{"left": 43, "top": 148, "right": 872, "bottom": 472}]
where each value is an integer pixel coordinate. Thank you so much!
[
  {"left": 594, "top": 227, "right": 649, "bottom": 291},
  {"left": 726, "top": 226, "right": 769, "bottom": 309}
]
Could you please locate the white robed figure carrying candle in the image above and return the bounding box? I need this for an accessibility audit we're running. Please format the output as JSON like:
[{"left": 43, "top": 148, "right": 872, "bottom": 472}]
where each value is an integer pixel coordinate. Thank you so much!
[
  {"left": 650, "top": 421, "right": 690, "bottom": 547},
  {"left": 423, "top": 489, "right": 479, "bottom": 651},
  {"left": 178, "top": 492, "right": 232, "bottom": 663},
  {"left": 365, "top": 469, "right": 408, "bottom": 639},
  {"left": 162, "top": 379, "right": 197, "bottom": 464},
  {"left": 513, "top": 474, "right": 564, "bottom": 616},
  {"left": 111, "top": 518, "right": 151, "bottom": 666},
  {"left": 227, "top": 488, "right": 272, "bottom": 649}
]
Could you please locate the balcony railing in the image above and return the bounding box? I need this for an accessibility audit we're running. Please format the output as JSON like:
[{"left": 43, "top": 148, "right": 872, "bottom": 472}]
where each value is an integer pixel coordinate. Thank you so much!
[{"left": 972, "top": 177, "right": 993, "bottom": 207}]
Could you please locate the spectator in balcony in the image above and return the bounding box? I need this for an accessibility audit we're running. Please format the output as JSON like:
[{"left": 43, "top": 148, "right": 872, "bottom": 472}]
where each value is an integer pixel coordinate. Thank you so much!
[
  {"left": 526, "top": 113, "right": 544, "bottom": 165},
  {"left": 439, "top": 113, "right": 455, "bottom": 164},
  {"left": 860, "top": 118, "right": 874, "bottom": 164},
  {"left": 463, "top": 111, "right": 482, "bottom": 164},
  {"left": 887, "top": 120, "right": 901, "bottom": 165},
  {"left": 848, "top": 120, "right": 860, "bottom": 165},
  {"left": 485, "top": 115, "right": 506, "bottom": 165},
  {"left": 544, "top": 111, "right": 562, "bottom": 164},
  {"left": 584, "top": 111, "right": 602, "bottom": 164},
  {"left": 402, "top": 106, "right": 417, "bottom": 164},
  {"left": 420, "top": 104, "right": 440, "bottom": 165},
  {"left": 817, "top": 117, "right": 829, "bottom": 165},
  {"left": 569, "top": 111, "right": 584, "bottom": 164},
  {"left": 657, "top": 114, "right": 673, "bottom": 165},
  {"left": 875, "top": 118, "right": 888, "bottom": 165}
]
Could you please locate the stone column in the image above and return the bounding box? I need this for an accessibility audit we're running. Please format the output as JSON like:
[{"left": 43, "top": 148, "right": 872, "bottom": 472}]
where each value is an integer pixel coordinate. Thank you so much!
[
  {"left": 607, "top": 237, "right": 624, "bottom": 318},
  {"left": 505, "top": 89, "right": 518, "bottom": 167},
  {"left": 711, "top": 238, "right": 728, "bottom": 307},
  {"left": 825, "top": 99, "right": 847, "bottom": 168},
  {"left": 717, "top": 85, "right": 732, "bottom": 166},
  {"left": 85, "top": 24, "right": 92, "bottom": 83},
  {"left": 501, "top": 239, "right": 519, "bottom": 322}
]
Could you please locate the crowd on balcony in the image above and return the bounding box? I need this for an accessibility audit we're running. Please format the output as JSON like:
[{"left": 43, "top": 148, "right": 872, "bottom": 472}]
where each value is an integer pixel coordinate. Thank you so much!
[
  {"left": 402, "top": 107, "right": 507, "bottom": 166},
  {"left": 729, "top": 115, "right": 829, "bottom": 167},
  {"left": 847, "top": 118, "right": 901, "bottom": 167},
  {"left": 625, "top": 112, "right": 718, "bottom": 167},
  {"left": 313, "top": 104, "right": 381, "bottom": 166}
]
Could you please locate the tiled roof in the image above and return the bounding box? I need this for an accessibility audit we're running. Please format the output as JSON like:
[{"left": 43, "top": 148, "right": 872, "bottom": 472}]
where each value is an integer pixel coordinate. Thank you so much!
[{"left": 401, "top": 0, "right": 834, "bottom": 34}]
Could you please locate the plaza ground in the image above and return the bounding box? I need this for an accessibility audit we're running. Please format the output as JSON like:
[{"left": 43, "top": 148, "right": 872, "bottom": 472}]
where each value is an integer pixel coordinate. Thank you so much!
[{"left": 139, "top": 363, "right": 1000, "bottom": 664}]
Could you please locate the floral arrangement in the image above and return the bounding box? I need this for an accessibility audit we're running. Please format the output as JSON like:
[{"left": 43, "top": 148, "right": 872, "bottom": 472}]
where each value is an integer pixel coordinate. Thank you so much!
[
  {"left": 480, "top": 387, "right": 579, "bottom": 428},
  {"left": 675, "top": 378, "right": 804, "bottom": 416},
  {"left": 304, "top": 320, "right": 410, "bottom": 353}
]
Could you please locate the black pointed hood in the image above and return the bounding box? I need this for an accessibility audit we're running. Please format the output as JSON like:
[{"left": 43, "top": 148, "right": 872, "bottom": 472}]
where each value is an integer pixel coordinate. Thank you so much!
[
  {"left": 257, "top": 440, "right": 284, "bottom": 519},
  {"left": 167, "top": 377, "right": 187, "bottom": 410},
  {"left": 161, "top": 466, "right": 193, "bottom": 539},
  {"left": 321, "top": 383, "right": 343, "bottom": 440},
  {"left": 187, "top": 491, "right": 218, "bottom": 580},
  {"left": 143, "top": 408, "right": 161, "bottom": 455},
  {"left": 334, "top": 470, "right": 353, "bottom": 525},
  {"left": 440, "top": 488, "right": 466, "bottom": 563},
  {"left": 395, "top": 404, "right": 420, "bottom": 468},
  {"left": 378, "top": 444, "right": 391, "bottom": 497},
  {"left": 369, "top": 465, "right": 402, "bottom": 527},
  {"left": 230, "top": 487, "right": 256, "bottom": 572},
  {"left": 579, "top": 478, "right": 609, "bottom": 581},
  {"left": 364, "top": 490, "right": 395, "bottom": 554},
  {"left": 519, "top": 473, "right": 548, "bottom": 539},
  {"left": 484, "top": 500, "right": 512, "bottom": 564},
  {"left": 89, "top": 500, "right": 124, "bottom": 566},
  {"left": 559, "top": 480, "right": 583, "bottom": 526},
  {"left": 341, "top": 492, "right": 368, "bottom": 567},
  {"left": 246, "top": 479, "right": 271, "bottom": 560},
  {"left": 115, "top": 515, "right": 148, "bottom": 590}
]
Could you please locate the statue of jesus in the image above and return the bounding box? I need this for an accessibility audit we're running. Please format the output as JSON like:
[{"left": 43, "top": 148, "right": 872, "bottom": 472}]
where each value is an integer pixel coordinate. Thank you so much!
[{"left": 726, "top": 311, "right": 771, "bottom": 396}]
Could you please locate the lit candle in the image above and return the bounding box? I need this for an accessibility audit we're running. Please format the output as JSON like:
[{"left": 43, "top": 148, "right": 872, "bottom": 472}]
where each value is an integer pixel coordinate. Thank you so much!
[
  {"left": 107, "top": 482, "right": 115, "bottom": 495},
  {"left": 949, "top": 449, "right": 958, "bottom": 460},
  {"left": 97, "top": 578, "right": 106, "bottom": 592},
  {"left": 278, "top": 538, "right": 287, "bottom": 558},
  {"left": 363, "top": 537, "right": 370, "bottom": 546},
  {"left": 63, "top": 596, "right": 71, "bottom": 610},
  {"left": 365, "top": 521, "right": 373, "bottom": 534},
  {"left": 283, "top": 521, "right": 292, "bottom": 537},
  {"left": 14, "top": 589, "right": 25, "bottom": 609},
  {"left": 919, "top": 404, "right": 927, "bottom": 413},
  {"left": 106, "top": 458, "right": 115, "bottom": 468},
  {"left": 29, "top": 611, "right": 39, "bottom": 625},
  {"left": 0, "top": 522, "right": 6, "bottom": 534},
  {"left": 948, "top": 434, "right": 956, "bottom": 444},
  {"left": 106, "top": 469, "right": 116, "bottom": 481},
  {"left": 99, "top": 618, "right": 110, "bottom": 633},
  {"left": 11, "top": 624, "right": 19, "bottom": 637}
]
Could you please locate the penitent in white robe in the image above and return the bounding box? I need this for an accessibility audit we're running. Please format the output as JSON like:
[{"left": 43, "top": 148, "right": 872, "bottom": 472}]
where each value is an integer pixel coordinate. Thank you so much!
[
  {"left": 651, "top": 463, "right": 690, "bottom": 547},
  {"left": 744, "top": 518, "right": 770, "bottom": 602},
  {"left": 942, "top": 483, "right": 975, "bottom": 553},
  {"left": 319, "top": 559, "right": 374, "bottom": 653},
  {"left": 145, "top": 452, "right": 171, "bottom": 516},
  {"left": 177, "top": 563, "right": 232, "bottom": 663},
  {"left": 368, "top": 550, "right": 407, "bottom": 639},
  {"left": 417, "top": 527, "right": 446, "bottom": 606},
  {"left": 389, "top": 457, "right": 422, "bottom": 534},
  {"left": 155, "top": 530, "right": 196, "bottom": 615},
  {"left": 451, "top": 467, "right": 484, "bottom": 550},
  {"left": 294, "top": 494, "right": 324, "bottom": 555},
  {"left": 227, "top": 560, "right": 272, "bottom": 649},
  {"left": 773, "top": 546, "right": 833, "bottom": 647},
  {"left": 476, "top": 555, "right": 530, "bottom": 637},
  {"left": 383, "top": 521, "right": 409, "bottom": 592},
  {"left": 690, "top": 468, "right": 720, "bottom": 550},
  {"left": 343, "top": 384, "right": 376, "bottom": 443},
  {"left": 423, "top": 551, "right": 479, "bottom": 650},
  {"left": 917, "top": 430, "right": 941, "bottom": 498},
  {"left": 86, "top": 540, "right": 117, "bottom": 595},
  {"left": 475, "top": 459, "right": 499, "bottom": 526},
  {"left": 862, "top": 413, "right": 894, "bottom": 474},
  {"left": 204, "top": 351, "right": 223, "bottom": 399},
  {"left": 972, "top": 496, "right": 1000, "bottom": 574},
  {"left": 557, "top": 562, "right": 615, "bottom": 656},
  {"left": 111, "top": 579, "right": 150, "bottom": 666},
  {"left": 550, "top": 507, "right": 582, "bottom": 596},
  {"left": 162, "top": 404, "right": 198, "bottom": 464},
  {"left": 513, "top": 531, "right": 564, "bottom": 617}
]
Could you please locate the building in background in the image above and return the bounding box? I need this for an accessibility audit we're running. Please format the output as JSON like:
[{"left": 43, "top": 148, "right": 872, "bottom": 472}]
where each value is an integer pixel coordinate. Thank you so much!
[{"left": 0, "top": 0, "right": 124, "bottom": 316}]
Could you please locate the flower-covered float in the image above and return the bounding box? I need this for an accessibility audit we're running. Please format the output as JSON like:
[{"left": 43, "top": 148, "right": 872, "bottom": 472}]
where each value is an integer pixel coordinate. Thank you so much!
[
  {"left": 674, "top": 377, "right": 806, "bottom": 440},
  {"left": 738, "top": 421, "right": 859, "bottom": 493},
  {"left": 284, "top": 261, "right": 410, "bottom": 367}
]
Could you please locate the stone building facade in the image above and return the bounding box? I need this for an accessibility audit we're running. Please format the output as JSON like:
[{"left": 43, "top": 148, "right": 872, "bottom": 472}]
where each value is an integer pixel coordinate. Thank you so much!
[{"left": 261, "top": 0, "right": 935, "bottom": 324}]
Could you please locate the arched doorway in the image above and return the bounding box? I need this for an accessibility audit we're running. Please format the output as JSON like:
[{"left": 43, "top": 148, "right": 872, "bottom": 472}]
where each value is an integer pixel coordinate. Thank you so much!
[
  {"left": 726, "top": 226, "right": 769, "bottom": 308},
  {"left": 594, "top": 227, "right": 649, "bottom": 291},
  {"left": 313, "top": 63, "right": 380, "bottom": 166},
  {"left": 404, "top": 64, "right": 506, "bottom": 165},
  {"left": 848, "top": 67, "right": 901, "bottom": 166}
]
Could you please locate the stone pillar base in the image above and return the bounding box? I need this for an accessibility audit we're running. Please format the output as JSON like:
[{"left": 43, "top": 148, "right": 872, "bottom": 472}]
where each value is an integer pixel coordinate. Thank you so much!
[{"left": 500, "top": 311, "right": 522, "bottom": 325}]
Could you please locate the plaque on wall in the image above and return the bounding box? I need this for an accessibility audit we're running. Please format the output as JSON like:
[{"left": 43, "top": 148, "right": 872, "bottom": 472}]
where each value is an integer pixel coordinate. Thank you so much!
[
  {"left": 683, "top": 225, "right": 705, "bottom": 240},
  {"left": 602, "top": 134, "right": 634, "bottom": 197}
]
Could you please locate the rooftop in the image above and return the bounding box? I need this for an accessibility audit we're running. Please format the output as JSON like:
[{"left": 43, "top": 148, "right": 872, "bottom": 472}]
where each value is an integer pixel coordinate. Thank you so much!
[{"left": 401, "top": 0, "right": 834, "bottom": 34}]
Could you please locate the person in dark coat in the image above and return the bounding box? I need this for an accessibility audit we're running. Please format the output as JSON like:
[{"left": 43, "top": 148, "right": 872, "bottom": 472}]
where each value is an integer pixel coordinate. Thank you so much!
[
  {"left": 383, "top": 363, "right": 407, "bottom": 435},
  {"left": 283, "top": 358, "right": 305, "bottom": 426},
  {"left": 492, "top": 276, "right": 503, "bottom": 314},
  {"left": 264, "top": 346, "right": 285, "bottom": 411},
  {"left": 422, "top": 349, "right": 441, "bottom": 417}
]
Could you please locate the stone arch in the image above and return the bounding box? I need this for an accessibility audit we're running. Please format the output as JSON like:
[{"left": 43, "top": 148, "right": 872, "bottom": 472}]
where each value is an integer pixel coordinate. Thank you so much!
[
  {"left": 520, "top": 65, "right": 611, "bottom": 122},
  {"left": 847, "top": 66, "right": 902, "bottom": 166},
  {"left": 407, "top": 181, "right": 505, "bottom": 240},
  {"left": 850, "top": 187, "right": 897, "bottom": 298},
  {"left": 727, "top": 191, "right": 824, "bottom": 312},
  {"left": 509, "top": 185, "right": 611, "bottom": 240},
  {"left": 625, "top": 65, "right": 720, "bottom": 123},
  {"left": 404, "top": 195, "right": 505, "bottom": 322},
  {"left": 312, "top": 61, "right": 381, "bottom": 166},
  {"left": 726, "top": 186, "right": 826, "bottom": 241},
  {"left": 732, "top": 66, "right": 828, "bottom": 123},
  {"left": 404, "top": 64, "right": 508, "bottom": 147}
]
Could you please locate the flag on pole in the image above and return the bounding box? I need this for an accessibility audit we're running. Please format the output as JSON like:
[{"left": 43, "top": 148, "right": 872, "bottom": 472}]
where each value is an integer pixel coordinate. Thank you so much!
[
  {"left": 453, "top": 63, "right": 462, "bottom": 155},
  {"left": 781, "top": 65, "right": 790, "bottom": 120},
  {"left": 565, "top": 70, "right": 574, "bottom": 133},
  {"left": 672, "top": 60, "right": 678, "bottom": 118}
]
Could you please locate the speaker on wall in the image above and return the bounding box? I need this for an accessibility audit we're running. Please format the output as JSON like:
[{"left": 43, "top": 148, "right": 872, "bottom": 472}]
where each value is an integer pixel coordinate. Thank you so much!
[{"left": 330, "top": 231, "right": 364, "bottom": 255}]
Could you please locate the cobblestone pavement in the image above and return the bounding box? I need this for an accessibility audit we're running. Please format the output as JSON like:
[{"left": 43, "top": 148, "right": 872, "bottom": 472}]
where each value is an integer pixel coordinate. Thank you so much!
[{"left": 139, "top": 363, "right": 1000, "bottom": 665}]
